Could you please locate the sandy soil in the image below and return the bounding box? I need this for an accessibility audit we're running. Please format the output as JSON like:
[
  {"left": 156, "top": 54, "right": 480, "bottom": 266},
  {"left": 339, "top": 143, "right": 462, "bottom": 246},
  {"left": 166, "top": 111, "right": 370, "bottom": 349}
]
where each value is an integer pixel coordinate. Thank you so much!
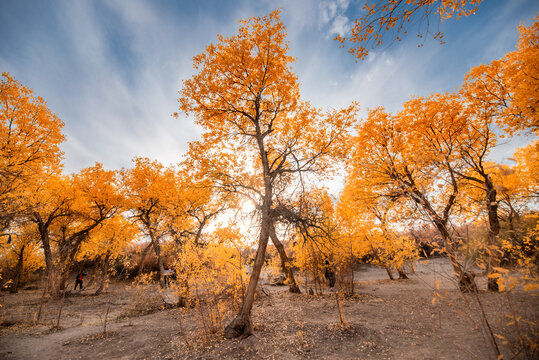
[{"left": 1, "top": 258, "right": 537, "bottom": 359}]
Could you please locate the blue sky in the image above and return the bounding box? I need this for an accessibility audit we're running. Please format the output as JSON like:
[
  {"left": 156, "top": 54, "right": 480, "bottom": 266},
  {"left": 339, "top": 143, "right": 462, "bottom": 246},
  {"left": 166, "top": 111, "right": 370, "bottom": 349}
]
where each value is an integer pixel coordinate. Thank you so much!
[{"left": 1, "top": 0, "right": 537, "bottom": 175}]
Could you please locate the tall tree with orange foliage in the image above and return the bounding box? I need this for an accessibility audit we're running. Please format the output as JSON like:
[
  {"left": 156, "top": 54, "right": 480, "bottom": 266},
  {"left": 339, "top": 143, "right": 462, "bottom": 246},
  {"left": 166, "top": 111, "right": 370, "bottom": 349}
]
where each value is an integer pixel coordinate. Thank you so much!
[
  {"left": 120, "top": 157, "right": 177, "bottom": 288},
  {"left": 453, "top": 17, "right": 539, "bottom": 289},
  {"left": 349, "top": 97, "right": 478, "bottom": 291},
  {"left": 462, "top": 15, "right": 538, "bottom": 135},
  {"left": 28, "top": 163, "right": 122, "bottom": 296},
  {"left": 27, "top": 174, "right": 72, "bottom": 293},
  {"left": 409, "top": 92, "right": 503, "bottom": 290},
  {"left": 55, "top": 163, "right": 123, "bottom": 294},
  {"left": 0, "top": 73, "right": 64, "bottom": 230},
  {"left": 179, "top": 10, "right": 358, "bottom": 338}
]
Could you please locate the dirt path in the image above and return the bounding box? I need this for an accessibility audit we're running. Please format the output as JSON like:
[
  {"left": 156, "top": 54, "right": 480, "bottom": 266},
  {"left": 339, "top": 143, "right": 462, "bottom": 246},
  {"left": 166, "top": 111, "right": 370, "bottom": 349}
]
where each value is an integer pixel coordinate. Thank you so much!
[{"left": 1, "top": 258, "right": 537, "bottom": 359}]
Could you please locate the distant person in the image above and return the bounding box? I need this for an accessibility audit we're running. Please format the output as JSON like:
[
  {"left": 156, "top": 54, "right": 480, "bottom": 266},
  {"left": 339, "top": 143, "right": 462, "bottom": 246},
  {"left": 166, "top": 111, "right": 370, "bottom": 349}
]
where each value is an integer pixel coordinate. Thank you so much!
[
  {"left": 163, "top": 268, "right": 173, "bottom": 288},
  {"left": 324, "top": 259, "right": 336, "bottom": 291},
  {"left": 170, "top": 267, "right": 177, "bottom": 281},
  {"left": 74, "top": 271, "right": 86, "bottom": 290}
]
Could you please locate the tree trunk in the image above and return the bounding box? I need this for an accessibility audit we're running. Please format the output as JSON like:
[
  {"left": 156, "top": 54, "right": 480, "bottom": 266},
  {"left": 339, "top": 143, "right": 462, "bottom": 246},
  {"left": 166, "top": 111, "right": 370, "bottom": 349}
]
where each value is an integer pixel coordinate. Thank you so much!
[
  {"left": 56, "top": 238, "right": 86, "bottom": 295},
  {"left": 384, "top": 266, "right": 395, "bottom": 280},
  {"left": 55, "top": 261, "right": 71, "bottom": 296},
  {"left": 225, "top": 212, "right": 271, "bottom": 339},
  {"left": 432, "top": 219, "right": 477, "bottom": 292},
  {"left": 10, "top": 244, "right": 26, "bottom": 293},
  {"left": 269, "top": 223, "right": 300, "bottom": 294},
  {"left": 137, "top": 242, "right": 153, "bottom": 275},
  {"left": 38, "top": 224, "right": 56, "bottom": 295},
  {"left": 397, "top": 268, "right": 408, "bottom": 280},
  {"left": 95, "top": 252, "right": 111, "bottom": 296},
  {"left": 485, "top": 177, "right": 500, "bottom": 292},
  {"left": 224, "top": 113, "right": 274, "bottom": 339},
  {"left": 151, "top": 237, "right": 165, "bottom": 288},
  {"left": 404, "top": 167, "right": 477, "bottom": 292},
  {"left": 52, "top": 224, "right": 102, "bottom": 296},
  {"left": 54, "top": 237, "right": 75, "bottom": 296},
  {"left": 506, "top": 203, "right": 520, "bottom": 246}
]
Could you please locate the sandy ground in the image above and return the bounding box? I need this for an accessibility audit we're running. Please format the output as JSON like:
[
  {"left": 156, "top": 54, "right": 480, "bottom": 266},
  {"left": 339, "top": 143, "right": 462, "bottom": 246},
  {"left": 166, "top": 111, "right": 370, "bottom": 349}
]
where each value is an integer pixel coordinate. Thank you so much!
[{"left": 1, "top": 258, "right": 537, "bottom": 359}]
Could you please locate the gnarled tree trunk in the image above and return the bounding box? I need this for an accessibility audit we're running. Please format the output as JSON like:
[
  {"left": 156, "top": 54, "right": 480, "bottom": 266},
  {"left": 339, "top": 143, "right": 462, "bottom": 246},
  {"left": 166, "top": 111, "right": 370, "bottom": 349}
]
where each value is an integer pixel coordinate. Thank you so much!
[{"left": 269, "top": 223, "right": 300, "bottom": 293}]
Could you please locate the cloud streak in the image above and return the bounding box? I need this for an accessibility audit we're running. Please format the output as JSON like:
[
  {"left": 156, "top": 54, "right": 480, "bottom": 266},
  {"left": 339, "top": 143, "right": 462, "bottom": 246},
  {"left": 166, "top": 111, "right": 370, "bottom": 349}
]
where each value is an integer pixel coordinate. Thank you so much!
[{"left": 0, "top": 0, "right": 537, "bottom": 178}]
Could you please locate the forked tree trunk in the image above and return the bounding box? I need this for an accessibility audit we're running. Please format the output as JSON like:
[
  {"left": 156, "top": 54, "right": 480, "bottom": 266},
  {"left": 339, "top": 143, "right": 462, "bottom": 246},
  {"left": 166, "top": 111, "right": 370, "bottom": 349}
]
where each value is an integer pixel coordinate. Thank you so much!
[
  {"left": 225, "top": 212, "right": 271, "bottom": 339},
  {"left": 39, "top": 225, "right": 56, "bottom": 294},
  {"left": 269, "top": 224, "right": 301, "bottom": 294},
  {"left": 52, "top": 222, "right": 104, "bottom": 297},
  {"left": 55, "top": 239, "right": 81, "bottom": 296},
  {"left": 145, "top": 225, "right": 165, "bottom": 288}
]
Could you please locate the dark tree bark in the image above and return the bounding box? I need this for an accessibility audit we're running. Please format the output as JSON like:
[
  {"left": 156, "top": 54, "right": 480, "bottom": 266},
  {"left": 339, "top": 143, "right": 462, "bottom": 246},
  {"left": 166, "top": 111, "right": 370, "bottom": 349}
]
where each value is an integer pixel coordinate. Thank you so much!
[
  {"left": 151, "top": 236, "right": 165, "bottom": 288},
  {"left": 269, "top": 223, "right": 301, "bottom": 293},
  {"left": 384, "top": 266, "right": 395, "bottom": 280},
  {"left": 141, "top": 215, "right": 165, "bottom": 288},
  {"left": 35, "top": 215, "right": 57, "bottom": 294},
  {"left": 397, "top": 268, "right": 408, "bottom": 280},
  {"left": 54, "top": 223, "right": 103, "bottom": 296},
  {"left": 9, "top": 243, "right": 26, "bottom": 293},
  {"left": 485, "top": 177, "right": 500, "bottom": 291}
]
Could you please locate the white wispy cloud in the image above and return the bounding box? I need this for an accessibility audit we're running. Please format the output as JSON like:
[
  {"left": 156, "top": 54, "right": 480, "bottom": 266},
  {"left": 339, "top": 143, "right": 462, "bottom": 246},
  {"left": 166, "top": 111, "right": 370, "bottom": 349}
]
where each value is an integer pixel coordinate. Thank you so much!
[
  {"left": 318, "top": 0, "right": 351, "bottom": 37},
  {"left": 0, "top": 0, "right": 536, "bottom": 179}
]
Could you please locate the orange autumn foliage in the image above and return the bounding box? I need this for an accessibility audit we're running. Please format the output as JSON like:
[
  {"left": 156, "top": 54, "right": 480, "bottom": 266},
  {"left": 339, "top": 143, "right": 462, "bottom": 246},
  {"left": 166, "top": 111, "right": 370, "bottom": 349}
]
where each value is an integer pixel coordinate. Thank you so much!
[
  {"left": 462, "top": 15, "right": 539, "bottom": 135},
  {"left": 120, "top": 157, "right": 178, "bottom": 287},
  {"left": 27, "top": 163, "right": 123, "bottom": 295},
  {"left": 179, "top": 10, "right": 358, "bottom": 338},
  {"left": 337, "top": 0, "right": 483, "bottom": 60},
  {"left": 0, "top": 73, "right": 64, "bottom": 229}
]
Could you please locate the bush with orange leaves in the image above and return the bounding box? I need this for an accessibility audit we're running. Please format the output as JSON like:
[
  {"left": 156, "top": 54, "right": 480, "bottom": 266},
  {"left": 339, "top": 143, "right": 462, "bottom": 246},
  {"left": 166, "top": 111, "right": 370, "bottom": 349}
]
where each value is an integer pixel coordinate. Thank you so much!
[{"left": 170, "top": 227, "right": 249, "bottom": 334}]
